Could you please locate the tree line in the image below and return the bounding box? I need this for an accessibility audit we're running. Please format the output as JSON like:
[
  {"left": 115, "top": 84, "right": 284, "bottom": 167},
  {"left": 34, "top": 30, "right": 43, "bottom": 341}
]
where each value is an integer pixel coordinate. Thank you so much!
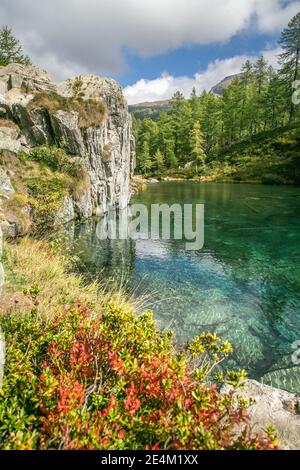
[{"left": 133, "top": 12, "right": 300, "bottom": 175}]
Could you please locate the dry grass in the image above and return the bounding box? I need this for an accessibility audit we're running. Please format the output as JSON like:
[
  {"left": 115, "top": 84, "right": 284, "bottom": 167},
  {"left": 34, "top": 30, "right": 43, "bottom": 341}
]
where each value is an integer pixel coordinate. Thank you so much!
[
  {"left": 0, "top": 119, "right": 18, "bottom": 129},
  {"left": 27, "top": 91, "right": 107, "bottom": 129},
  {"left": 131, "top": 175, "right": 147, "bottom": 194},
  {"left": 70, "top": 172, "right": 91, "bottom": 200},
  {"left": 116, "top": 91, "right": 127, "bottom": 109},
  {"left": 1, "top": 238, "right": 135, "bottom": 321},
  {"left": 102, "top": 142, "right": 112, "bottom": 162},
  {"left": 2, "top": 193, "right": 32, "bottom": 234}
]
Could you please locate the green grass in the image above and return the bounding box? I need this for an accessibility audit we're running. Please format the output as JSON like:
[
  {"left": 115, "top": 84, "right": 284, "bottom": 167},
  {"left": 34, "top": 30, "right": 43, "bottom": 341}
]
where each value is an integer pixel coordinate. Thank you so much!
[
  {"left": 214, "top": 123, "right": 300, "bottom": 185},
  {"left": 145, "top": 123, "right": 300, "bottom": 185}
]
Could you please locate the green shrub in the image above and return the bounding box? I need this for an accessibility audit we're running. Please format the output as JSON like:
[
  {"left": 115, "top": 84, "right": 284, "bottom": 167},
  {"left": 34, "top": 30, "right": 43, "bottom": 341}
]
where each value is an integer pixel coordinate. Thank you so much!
[
  {"left": 20, "top": 146, "right": 85, "bottom": 179},
  {"left": 0, "top": 239, "right": 278, "bottom": 451},
  {"left": 25, "top": 177, "right": 67, "bottom": 230}
]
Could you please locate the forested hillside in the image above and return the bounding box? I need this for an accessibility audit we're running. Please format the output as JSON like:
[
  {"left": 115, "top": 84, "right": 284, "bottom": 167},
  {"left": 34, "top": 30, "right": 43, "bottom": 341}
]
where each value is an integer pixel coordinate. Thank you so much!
[{"left": 133, "top": 12, "right": 300, "bottom": 184}]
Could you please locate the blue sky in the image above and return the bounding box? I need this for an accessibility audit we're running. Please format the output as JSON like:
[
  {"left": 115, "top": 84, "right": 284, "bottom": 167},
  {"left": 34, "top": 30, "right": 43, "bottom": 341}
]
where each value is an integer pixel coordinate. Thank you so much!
[
  {"left": 1, "top": 0, "right": 299, "bottom": 103},
  {"left": 121, "top": 31, "right": 280, "bottom": 87}
]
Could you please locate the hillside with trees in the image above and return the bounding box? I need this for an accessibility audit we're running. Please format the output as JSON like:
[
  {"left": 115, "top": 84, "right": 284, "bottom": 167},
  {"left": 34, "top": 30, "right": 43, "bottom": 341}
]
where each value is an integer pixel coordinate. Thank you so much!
[{"left": 133, "top": 12, "right": 300, "bottom": 184}]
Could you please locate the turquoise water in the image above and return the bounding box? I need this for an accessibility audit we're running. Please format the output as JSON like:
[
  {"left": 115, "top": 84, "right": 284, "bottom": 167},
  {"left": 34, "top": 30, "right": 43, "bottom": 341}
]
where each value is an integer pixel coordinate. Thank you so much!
[{"left": 71, "top": 182, "right": 300, "bottom": 392}]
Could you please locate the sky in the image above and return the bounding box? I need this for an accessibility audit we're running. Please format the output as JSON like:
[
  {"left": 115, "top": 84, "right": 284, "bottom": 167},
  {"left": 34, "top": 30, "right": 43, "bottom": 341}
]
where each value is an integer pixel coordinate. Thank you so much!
[{"left": 0, "top": 0, "right": 299, "bottom": 104}]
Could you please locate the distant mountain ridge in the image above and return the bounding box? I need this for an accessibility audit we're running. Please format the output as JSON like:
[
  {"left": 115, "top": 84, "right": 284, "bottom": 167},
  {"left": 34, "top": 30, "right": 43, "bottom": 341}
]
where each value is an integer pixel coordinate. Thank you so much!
[
  {"left": 129, "top": 73, "right": 243, "bottom": 119},
  {"left": 129, "top": 99, "right": 172, "bottom": 120},
  {"left": 210, "top": 73, "right": 243, "bottom": 95},
  {"left": 129, "top": 99, "right": 171, "bottom": 109}
]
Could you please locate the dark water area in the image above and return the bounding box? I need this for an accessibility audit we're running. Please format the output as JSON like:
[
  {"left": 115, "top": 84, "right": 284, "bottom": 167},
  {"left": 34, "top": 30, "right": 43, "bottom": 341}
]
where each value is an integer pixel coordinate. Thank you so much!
[{"left": 70, "top": 182, "right": 300, "bottom": 392}]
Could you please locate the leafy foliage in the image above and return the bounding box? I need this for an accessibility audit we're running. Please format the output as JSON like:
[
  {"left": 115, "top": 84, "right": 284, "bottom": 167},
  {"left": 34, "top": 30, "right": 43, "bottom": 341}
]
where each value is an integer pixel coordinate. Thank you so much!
[
  {"left": 0, "top": 240, "right": 278, "bottom": 450},
  {"left": 21, "top": 146, "right": 86, "bottom": 179},
  {"left": 14, "top": 146, "right": 88, "bottom": 231}
]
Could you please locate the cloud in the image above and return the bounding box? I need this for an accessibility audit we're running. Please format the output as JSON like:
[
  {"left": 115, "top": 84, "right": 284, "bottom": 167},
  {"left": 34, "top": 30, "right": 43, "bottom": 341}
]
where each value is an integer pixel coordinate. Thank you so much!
[
  {"left": 124, "top": 47, "right": 282, "bottom": 104},
  {"left": 0, "top": 0, "right": 298, "bottom": 80},
  {"left": 254, "top": 0, "right": 300, "bottom": 32}
]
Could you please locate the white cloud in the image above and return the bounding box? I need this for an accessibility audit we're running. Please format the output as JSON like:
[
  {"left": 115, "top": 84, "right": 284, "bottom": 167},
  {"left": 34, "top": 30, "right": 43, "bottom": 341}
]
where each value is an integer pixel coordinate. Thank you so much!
[
  {"left": 124, "top": 47, "right": 282, "bottom": 104},
  {"left": 0, "top": 0, "right": 298, "bottom": 80},
  {"left": 254, "top": 0, "right": 300, "bottom": 32}
]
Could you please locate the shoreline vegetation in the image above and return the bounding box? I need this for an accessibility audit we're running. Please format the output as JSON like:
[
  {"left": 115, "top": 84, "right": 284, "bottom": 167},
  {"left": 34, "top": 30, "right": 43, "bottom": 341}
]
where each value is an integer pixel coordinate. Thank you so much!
[
  {"left": 0, "top": 237, "right": 278, "bottom": 450},
  {"left": 133, "top": 123, "right": 300, "bottom": 187}
]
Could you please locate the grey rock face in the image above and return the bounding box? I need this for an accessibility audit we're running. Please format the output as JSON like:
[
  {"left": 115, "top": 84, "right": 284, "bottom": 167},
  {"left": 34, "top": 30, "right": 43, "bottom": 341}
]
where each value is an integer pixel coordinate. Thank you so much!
[
  {"left": 0, "top": 63, "right": 54, "bottom": 94},
  {"left": 55, "top": 195, "right": 75, "bottom": 225},
  {"left": 0, "top": 167, "right": 15, "bottom": 195},
  {"left": 0, "top": 225, "right": 3, "bottom": 280},
  {"left": 223, "top": 380, "right": 300, "bottom": 450},
  {"left": 0, "top": 226, "right": 5, "bottom": 388},
  {"left": 0, "top": 125, "right": 23, "bottom": 153},
  {"left": 0, "top": 64, "right": 135, "bottom": 217}
]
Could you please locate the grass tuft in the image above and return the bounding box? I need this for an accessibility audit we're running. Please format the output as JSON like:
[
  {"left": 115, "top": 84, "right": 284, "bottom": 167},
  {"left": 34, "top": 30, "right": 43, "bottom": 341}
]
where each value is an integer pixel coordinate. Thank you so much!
[{"left": 27, "top": 91, "right": 107, "bottom": 128}]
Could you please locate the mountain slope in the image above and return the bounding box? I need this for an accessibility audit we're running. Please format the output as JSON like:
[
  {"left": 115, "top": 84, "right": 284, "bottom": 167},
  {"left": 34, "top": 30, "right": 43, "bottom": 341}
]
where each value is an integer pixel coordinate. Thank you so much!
[{"left": 210, "top": 73, "right": 243, "bottom": 95}]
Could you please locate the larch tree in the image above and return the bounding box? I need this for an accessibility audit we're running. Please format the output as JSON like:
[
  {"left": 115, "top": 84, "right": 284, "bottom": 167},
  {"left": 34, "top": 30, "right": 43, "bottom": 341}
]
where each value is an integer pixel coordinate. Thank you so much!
[
  {"left": 153, "top": 149, "right": 165, "bottom": 173},
  {"left": 190, "top": 121, "right": 206, "bottom": 165}
]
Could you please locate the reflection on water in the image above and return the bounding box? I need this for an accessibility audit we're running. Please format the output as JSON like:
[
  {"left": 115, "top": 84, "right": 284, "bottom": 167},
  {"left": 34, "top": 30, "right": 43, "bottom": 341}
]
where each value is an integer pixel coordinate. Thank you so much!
[{"left": 69, "top": 182, "right": 300, "bottom": 393}]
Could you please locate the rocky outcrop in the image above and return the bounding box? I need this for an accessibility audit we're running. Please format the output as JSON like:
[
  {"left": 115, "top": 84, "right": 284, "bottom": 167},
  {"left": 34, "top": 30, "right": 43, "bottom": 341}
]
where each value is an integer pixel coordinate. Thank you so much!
[
  {"left": 0, "top": 225, "right": 5, "bottom": 387},
  {"left": 224, "top": 380, "right": 300, "bottom": 450},
  {"left": 0, "top": 64, "right": 135, "bottom": 222},
  {"left": 0, "top": 225, "right": 3, "bottom": 293},
  {"left": 0, "top": 167, "right": 15, "bottom": 195},
  {"left": 210, "top": 73, "right": 244, "bottom": 95}
]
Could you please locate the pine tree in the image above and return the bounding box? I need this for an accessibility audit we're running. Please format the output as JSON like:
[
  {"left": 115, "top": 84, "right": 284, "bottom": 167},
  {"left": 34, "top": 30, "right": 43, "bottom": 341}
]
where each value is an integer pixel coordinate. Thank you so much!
[
  {"left": 253, "top": 56, "right": 269, "bottom": 132},
  {"left": 153, "top": 149, "right": 165, "bottom": 173},
  {"left": 0, "top": 25, "right": 31, "bottom": 66},
  {"left": 278, "top": 12, "right": 300, "bottom": 120},
  {"left": 254, "top": 56, "right": 268, "bottom": 95},
  {"left": 222, "top": 79, "right": 245, "bottom": 144},
  {"left": 190, "top": 121, "right": 206, "bottom": 164},
  {"left": 140, "top": 157, "right": 153, "bottom": 175},
  {"left": 171, "top": 93, "right": 193, "bottom": 164},
  {"left": 241, "top": 60, "right": 254, "bottom": 85},
  {"left": 200, "top": 91, "right": 222, "bottom": 153},
  {"left": 138, "top": 141, "right": 152, "bottom": 175},
  {"left": 156, "top": 112, "right": 177, "bottom": 168},
  {"left": 189, "top": 87, "right": 201, "bottom": 121},
  {"left": 264, "top": 66, "right": 288, "bottom": 129}
]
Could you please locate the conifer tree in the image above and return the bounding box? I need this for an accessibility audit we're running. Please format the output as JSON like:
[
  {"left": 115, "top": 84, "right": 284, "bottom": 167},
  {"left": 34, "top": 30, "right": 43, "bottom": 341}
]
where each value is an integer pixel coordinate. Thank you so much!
[
  {"left": 0, "top": 25, "right": 31, "bottom": 66},
  {"left": 153, "top": 149, "right": 165, "bottom": 173},
  {"left": 278, "top": 12, "right": 300, "bottom": 120},
  {"left": 190, "top": 121, "right": 206, "bottom": 165},
  {"left": 254, "top": 56, "right": 268, "bottom": 95}
]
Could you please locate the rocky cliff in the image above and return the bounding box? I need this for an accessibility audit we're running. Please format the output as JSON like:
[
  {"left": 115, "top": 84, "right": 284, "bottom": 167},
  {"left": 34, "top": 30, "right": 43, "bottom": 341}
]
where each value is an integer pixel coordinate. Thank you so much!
[{"left": 0, "top": 64, "right": 135, "bottom": 234}]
